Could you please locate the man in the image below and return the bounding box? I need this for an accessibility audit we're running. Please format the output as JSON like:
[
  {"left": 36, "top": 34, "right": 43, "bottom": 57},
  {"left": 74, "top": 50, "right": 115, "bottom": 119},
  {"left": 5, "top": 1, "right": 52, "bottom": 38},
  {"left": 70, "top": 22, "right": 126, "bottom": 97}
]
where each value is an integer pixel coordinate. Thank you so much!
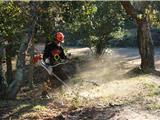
[
  {"left": 43, "top": 32, "right": 68, "bottom": 74},
  {"left": 43, "top": 32, "right": 67, "bottom": 65},
  {"left": 41, "top": 32, "right": 68, "bottom": 98}
]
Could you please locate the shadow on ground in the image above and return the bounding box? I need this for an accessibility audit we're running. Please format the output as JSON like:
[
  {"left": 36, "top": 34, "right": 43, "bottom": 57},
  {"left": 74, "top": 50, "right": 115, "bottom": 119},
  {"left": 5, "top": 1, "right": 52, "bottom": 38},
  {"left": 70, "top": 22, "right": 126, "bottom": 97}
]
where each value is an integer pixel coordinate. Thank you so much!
[
  {"left": 53, "top": 105, "right": 122, "bottom": 120},
  {"left": 0, "top": 99, "right": 52, "bottom": 120},
  {"left": 124, "top": 66, "right": 160, "bottom": 78},
  {"left": 0, "top": 57, "right": 89, "bottom": 120}
]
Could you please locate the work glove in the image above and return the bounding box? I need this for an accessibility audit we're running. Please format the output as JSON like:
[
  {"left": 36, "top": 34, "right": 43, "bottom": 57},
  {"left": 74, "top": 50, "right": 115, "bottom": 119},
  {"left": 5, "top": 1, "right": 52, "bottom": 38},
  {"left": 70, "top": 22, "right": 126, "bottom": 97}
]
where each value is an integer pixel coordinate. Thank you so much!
[
  {"left": 66, "top": 53, "right": 72, "bottom": 60},
  {"left": 45, "top": 58, "right": 50, "bottom": 64}
]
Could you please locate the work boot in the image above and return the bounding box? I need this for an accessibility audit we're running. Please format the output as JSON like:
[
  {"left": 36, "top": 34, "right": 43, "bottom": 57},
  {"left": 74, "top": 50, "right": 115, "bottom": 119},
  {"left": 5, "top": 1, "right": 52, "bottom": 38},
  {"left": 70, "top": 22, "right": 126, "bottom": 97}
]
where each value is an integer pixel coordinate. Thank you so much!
[{"left": 41, "top": 90, "right": 50, "bottom": 99}]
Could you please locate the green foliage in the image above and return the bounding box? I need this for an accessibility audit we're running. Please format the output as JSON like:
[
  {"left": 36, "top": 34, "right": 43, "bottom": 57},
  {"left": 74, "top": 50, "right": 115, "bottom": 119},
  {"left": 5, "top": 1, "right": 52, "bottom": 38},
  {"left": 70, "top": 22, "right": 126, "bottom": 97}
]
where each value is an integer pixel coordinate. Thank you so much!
[
  {"left": 36, "top": 2, "right": 61, "bottom": 42},
  {"left": 110, "top": 28, "right": 125, "bottom": 39},
  {"left": 108, "top": 28, "right": 137, "bottom": 47},
  {"left": 0, "top": 1, "right": 27, "bottom": 57},
  {"left": 62, "top": 1, "right": 125, "bottom": 51},
  {"left": 82, "top": 2, "right": 125, "bottom": 55},
  {"left": 146, "top": 103, "right": 160, "bottom": 110},
  {"left": 32, "top": 105, "right": 48, "bottom": 111},
  {"left": 0, "top": 1, "right": 24, "bottom": 37},
  {"left": 143, "top": 82, "right": 160, "bottom": 97},
  {"left": 145, "top": 5, "right": 159, "bottom": 27}
]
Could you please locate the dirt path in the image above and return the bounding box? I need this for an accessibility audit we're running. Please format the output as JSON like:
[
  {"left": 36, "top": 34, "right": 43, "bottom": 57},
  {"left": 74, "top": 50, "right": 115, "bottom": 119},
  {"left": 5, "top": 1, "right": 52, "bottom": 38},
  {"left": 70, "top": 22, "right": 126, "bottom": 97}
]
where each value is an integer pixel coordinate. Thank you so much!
[
  {"left": 36, "top": 46, "right": 160, "bottom": 120},
  {"left": 64, "top": 105, "right": 160, "bottom": 120},
  {"left": 60, "top": 47, "right": 160, "bottom": 120},
  {"left": 1, "top": 47, "right": 160, "bottom": 120}
]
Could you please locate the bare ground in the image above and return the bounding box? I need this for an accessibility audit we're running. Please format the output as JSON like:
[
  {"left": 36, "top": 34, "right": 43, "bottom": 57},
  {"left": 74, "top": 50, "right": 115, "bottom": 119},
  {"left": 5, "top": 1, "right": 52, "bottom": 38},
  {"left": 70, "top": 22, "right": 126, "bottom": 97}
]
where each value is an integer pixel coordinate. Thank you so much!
[{"left": 1, "top": 47, "right": 160, "bottom": 120}]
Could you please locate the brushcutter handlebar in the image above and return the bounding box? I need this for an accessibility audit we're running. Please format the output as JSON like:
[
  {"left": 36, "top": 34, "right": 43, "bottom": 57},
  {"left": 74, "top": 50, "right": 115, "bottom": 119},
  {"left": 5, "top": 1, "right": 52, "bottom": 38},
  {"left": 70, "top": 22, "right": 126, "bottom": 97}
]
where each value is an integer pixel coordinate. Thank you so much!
[{"left": 40, "top": 59, "right": 69, "bottom": 68}]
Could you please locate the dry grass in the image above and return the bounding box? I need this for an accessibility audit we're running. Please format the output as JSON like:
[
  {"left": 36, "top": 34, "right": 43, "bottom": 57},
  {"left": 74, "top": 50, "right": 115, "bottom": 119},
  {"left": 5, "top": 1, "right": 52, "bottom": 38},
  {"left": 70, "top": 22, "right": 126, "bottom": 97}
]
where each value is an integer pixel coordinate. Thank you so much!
[
  {"left": 52, "top": 51, "right": 160, "bottom": 109},
  {"left": 3, "top": 48, "right": 160, "bottom": 119}
]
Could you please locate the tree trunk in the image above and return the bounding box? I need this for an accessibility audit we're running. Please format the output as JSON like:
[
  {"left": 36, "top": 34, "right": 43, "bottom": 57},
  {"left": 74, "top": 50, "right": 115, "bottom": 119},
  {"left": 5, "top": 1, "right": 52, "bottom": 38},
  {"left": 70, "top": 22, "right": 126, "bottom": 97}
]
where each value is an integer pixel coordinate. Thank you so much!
[
  {"left": 137, "top": 18, "right": 155, "bottom": 72},
  {"left": 7, "top": 42, "right": 26, "bottom": 99},
  {"left": 121, "top": 1, "right": 155, "bottom": 73},
  {"left": 7, "top": 2, "right": 37, "bottom": 99},
  {"left": 96, "top": 37, "right": 105, "bottom": 58},
  {"left": 0, "top": 48, "right": 8, "bottom": 99},
  {"left": 6, "top": 41, "right": 13, "bottom": 84},
  {"left": 28, "top": 43, "right": 34, "bottom": 89}
]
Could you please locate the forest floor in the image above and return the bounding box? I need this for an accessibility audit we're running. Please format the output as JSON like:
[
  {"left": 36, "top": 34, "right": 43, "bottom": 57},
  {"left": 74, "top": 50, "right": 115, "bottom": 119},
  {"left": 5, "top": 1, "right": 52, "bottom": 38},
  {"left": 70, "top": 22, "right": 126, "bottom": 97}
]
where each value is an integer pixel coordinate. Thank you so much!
[{"left": 1, "top": 47, "right": 160, "bottom": 120}]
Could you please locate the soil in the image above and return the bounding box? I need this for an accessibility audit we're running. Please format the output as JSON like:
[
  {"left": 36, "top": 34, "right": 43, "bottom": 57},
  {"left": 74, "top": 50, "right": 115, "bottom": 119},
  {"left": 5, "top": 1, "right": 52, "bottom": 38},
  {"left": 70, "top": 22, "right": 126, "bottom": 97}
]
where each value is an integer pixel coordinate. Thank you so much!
[{"left": 1, "top": 47, "right": 160, "bottom": 120}]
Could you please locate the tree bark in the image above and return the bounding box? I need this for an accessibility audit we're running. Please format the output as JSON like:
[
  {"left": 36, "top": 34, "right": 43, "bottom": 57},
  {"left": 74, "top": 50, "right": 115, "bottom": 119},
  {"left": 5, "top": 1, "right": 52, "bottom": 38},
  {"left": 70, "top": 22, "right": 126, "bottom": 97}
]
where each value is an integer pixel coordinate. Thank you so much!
[
  {"left": 96, "top": 38, "right": 105, "bottom": 58},
  {"left": 121, "top": 1, "right": 155, "bottom": 72},
  {"left": 7, "top": 2, "right": 37, "bottom": 99},
  {"left": 28, "top": 42, "right": 35, "bottom": 89},
  {"left": 6, "top": 40, "right": 13, "bottom": 84},
  {"left": 137, "top": 18, "right": 155, "bottom": 72},
  {"left": 7, "top": 42, "right": 26, "bottom": 99},
  {"left": 0, "top": 47, "right": 8, "bottom": 99}
]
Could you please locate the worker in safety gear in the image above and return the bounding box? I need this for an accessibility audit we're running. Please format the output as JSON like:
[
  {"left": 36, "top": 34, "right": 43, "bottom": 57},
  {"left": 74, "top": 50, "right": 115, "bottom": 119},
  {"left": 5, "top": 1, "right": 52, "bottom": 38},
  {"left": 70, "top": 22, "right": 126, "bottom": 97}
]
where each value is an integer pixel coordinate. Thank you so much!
[
  {"left": 42, "top": 32, "right": 68, "bottom": 98},
  {"left": 43, "top": 32, "right": 67, "bottom": 65}
]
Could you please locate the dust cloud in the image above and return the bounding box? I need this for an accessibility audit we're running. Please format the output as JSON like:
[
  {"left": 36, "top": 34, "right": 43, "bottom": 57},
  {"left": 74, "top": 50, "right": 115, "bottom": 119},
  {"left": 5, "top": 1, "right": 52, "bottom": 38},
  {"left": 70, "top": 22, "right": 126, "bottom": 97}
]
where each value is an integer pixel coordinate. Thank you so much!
[{"left": 53, "top": 48, "right": 145, "bottom": 106}]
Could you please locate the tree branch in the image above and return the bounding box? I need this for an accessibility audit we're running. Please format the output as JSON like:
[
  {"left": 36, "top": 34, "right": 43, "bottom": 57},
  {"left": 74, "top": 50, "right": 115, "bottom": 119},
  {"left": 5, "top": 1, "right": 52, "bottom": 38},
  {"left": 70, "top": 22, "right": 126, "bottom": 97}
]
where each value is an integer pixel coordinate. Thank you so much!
[{"left": 121, "top": 1, "right": 139, "bottom": 21}]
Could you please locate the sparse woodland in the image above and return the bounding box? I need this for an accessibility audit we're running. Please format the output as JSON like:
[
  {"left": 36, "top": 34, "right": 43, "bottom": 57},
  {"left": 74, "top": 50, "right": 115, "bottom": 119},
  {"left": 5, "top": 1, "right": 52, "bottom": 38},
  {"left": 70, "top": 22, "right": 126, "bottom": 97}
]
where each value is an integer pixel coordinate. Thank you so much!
[{"left": 0, "top": 1, "right": 160, "bottom": 120}]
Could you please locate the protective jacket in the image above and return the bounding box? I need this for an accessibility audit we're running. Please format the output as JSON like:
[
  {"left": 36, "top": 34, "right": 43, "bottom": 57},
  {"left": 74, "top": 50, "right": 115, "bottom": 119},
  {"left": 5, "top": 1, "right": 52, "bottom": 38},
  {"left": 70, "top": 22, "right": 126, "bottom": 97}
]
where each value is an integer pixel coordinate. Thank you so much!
[{"left": 43, "top": 42, "right": 66, "bottom": 64}]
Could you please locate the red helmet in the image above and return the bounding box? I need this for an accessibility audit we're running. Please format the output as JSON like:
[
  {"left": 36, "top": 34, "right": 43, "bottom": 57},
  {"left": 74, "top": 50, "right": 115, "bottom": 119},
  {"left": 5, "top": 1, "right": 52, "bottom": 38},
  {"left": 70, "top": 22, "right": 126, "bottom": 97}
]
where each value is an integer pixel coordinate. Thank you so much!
[{"left": 54, "top": 32, "right": 64, "bottom": 42}]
